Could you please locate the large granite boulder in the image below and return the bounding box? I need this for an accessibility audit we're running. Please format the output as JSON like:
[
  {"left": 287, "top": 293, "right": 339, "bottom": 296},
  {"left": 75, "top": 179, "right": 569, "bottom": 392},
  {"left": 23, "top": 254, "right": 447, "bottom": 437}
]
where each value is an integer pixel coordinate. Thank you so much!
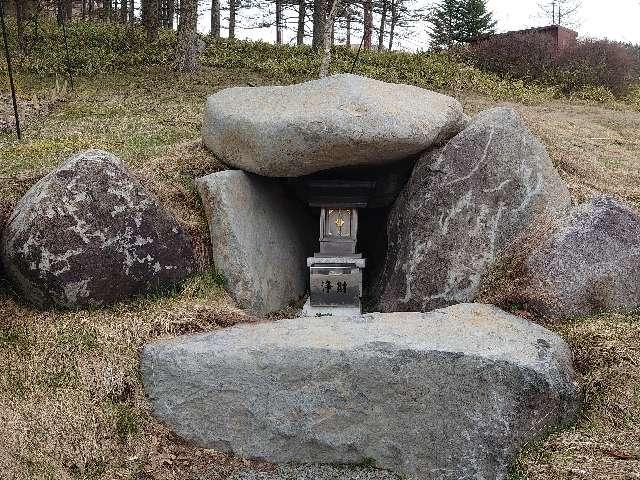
[
  {"left": 202, "top": 74, "right": 466, "bottom": 177},
  {"left": 141, "top": 303, "right": 580, "bottom": 480},
  {"left": 517, "top": 196, "right": 640, "bottom": 318},
  {"left": 196, "top": 170, "right": 314, "bottom": 316},
  {"left": 1, "top": 149, "right": 195, "bottom": 309},
  {"left": 376, "top": 107, "right": 571, "bottom": 312}
]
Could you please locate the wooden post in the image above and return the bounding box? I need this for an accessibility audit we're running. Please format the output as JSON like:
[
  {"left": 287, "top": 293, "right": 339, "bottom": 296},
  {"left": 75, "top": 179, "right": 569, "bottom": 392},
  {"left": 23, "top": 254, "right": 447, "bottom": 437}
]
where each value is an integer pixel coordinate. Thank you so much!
[{"left": 0, "top": 0, "right": 21, "bottom": 140}]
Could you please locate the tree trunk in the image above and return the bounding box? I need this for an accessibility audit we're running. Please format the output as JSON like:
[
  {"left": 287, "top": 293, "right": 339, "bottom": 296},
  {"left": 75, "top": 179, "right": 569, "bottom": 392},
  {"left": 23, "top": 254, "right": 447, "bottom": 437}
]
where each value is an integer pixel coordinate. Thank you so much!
[
  {"left": 377, "top": 0, "right": 387, "bottom": 50},
  {"left": 168, "top": 0, "right": 175, "bottom": 27},
  {"left": 13, "top": 0, "right": 25, "bottom": 52},
  {"left": 387, "top": 0, "right": 395, "bottom": 50},
  {"left": 330, "top": 18, "right": 334, "bottom": 45},
  {"left": 345, "top": 9, "right": 350, "bottom": 46},
  {"left": 275, "top": 0, "right": 282, "bottom": 44},
  {"left": 89, "top": 0, "right": 94, "bottom": 20},
  {"left": 363, "top": 0, "right": 372, "bottom": 49},
  {"left": 229, "top": 0, "right": 236, "bottom": 38},
  {"left": 311, "top": 0, "right": 326, "bottom": 51},
  {"left": 120, "top": 0, "right": 126, "bottom": 21},
  {"left": 176, "top": 0, "right": 199, "bottom": 71},
  {"left": 146, "top": 0, "right": 159, "bottom": 41},
  {"left": 296, "top": 0, "right": 305, "bottom": 45},
  {"left": 82, "top": 0, "right": 87, "bottom": 19},
  {"left": 211, "top": 0, "right": 220, "bottom": 36},
  {"left": 33, "top": 0, "right": 42, "bottom": 44},
  {"left": 319, "top": 0, "right": 339, "bottom": 77},
  {"left": 129, "top": 0, "right": 134, "bottom": 23}
]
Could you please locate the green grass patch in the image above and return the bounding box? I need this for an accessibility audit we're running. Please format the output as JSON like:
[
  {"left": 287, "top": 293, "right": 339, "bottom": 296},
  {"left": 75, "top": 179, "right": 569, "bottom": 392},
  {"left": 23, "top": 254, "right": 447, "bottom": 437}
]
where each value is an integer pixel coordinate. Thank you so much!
[{"left": 111, "top": 403, "right": 141, "bottom": 443}]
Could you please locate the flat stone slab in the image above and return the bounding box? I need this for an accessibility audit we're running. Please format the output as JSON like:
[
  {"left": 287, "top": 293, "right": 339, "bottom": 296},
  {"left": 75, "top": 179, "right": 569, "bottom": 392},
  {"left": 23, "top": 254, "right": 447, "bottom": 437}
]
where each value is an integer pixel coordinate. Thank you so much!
[
  {"left": 141, "top": 303, "right": 580, "bottom": 480},
  {"left": 229, "top": 464, "right": 401, "bottom": 480},
  {"left": 196, "top": 170, "right": 314, "bottom": 316},
  {"left": 202, "top": 74, "right": 466, "bottom": 177}
]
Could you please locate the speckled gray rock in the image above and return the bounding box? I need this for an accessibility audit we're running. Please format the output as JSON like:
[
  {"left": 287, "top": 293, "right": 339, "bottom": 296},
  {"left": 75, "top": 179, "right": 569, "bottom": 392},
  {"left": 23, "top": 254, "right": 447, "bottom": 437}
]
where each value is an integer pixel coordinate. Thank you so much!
[
  {"left": 0, "top": 149, "right": 195, "bottom": 309},
  {"left": 141, "top": 303, "right": 580, "bottom": 480},
  {"left": 202, "top": 74, "right": 466, "bottom": 177},
  {"left": 196, "top": 170, "right": 314, "bottom": 316},
  {"left": 375, "top": 107, "right": 571, "bottom": 312},
  {"left": 519, "top": 196, "right": 640, "bottom": 318}
]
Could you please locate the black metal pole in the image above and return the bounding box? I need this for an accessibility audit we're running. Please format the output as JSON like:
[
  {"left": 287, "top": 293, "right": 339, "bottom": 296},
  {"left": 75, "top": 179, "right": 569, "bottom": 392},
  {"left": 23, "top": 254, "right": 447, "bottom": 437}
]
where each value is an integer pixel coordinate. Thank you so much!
[
  {"left": 0, "top": 0, "right": 21, "bottom": 140},
  {"left": 58, "top": 0, "right": 74, "bottom": 90},
  {"left": 350, "top": 31, "right": 366, "bottom": 74}
]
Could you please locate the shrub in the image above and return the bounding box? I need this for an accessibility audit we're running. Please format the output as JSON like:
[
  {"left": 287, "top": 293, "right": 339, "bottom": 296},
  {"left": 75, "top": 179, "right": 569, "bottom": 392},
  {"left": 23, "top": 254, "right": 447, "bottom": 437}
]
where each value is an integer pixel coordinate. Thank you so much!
[
  {"left": 571, "top": 85, "right": 616, "bottom": 104},
  {"left": 201, "top": 38, "right": 557, "bottom": 103},
  {"left": 557, "top": 39, "right": 636, "bottom": 96},
  {"left": 0, "top": 18, "right": 564, "bottom": 104},
  {"left": 470, "top": 35, "right": 637, "bottom": 96},
  {"left": 1, "top": 18, "right": 176, "bottom": 75},
  {"left": 470, "top": 33, "right": 558, "bottom": 80}
]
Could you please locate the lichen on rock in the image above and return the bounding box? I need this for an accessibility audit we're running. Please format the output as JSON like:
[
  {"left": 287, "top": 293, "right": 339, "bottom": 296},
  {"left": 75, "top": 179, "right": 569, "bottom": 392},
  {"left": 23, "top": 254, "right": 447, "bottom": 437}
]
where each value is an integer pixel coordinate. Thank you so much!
[{"left": 1, "top": 149, "right": 196, "bottom": 309}]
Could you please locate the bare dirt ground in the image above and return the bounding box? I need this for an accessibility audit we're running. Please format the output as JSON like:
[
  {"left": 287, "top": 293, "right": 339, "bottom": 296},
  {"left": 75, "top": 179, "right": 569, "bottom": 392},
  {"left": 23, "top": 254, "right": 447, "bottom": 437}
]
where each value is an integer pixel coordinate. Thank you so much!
[{"left": 0, "top": 69, "right": 639, "bottom": 479}]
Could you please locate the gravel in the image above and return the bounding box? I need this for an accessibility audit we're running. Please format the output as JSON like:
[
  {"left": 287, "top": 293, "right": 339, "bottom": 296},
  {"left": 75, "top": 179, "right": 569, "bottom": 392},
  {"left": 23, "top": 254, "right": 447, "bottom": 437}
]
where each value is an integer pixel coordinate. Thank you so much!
[{"left": 228, "top": 464, "right": 402, "bottom": 480}]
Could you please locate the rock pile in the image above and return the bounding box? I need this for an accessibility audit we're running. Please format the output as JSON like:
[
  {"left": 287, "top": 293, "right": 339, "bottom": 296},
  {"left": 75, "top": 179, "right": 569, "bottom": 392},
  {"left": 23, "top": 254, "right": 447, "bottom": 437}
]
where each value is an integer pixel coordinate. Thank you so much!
[
  {"left": 144, "top": 75, "right": 608, "bottom": 477},
  {"left": 198, "top": 74, "right": 640, "bottom": 318}
]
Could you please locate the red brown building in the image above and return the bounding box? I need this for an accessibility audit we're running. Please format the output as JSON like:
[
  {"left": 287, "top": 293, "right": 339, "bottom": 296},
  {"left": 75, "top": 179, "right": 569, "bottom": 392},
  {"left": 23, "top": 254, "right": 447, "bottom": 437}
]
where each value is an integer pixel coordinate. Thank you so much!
[{"left": 473, "top": 25, "right": 578, "bottom": 53}]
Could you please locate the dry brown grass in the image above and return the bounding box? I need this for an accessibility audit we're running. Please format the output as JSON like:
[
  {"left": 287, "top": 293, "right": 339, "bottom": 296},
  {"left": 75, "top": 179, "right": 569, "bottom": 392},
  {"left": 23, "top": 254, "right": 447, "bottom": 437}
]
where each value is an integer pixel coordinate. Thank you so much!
[
  {"left": 476, "top": 216, "right": 557, "bottom": 317},
  {"left": 0, "top": 274, "right": 271, "bottom": 480},
  {"left": 512, "top": 313, "right": 640, "bottom": 479},
  {"left": 136, "top": 139, "right": 227, "bottom": 273}
]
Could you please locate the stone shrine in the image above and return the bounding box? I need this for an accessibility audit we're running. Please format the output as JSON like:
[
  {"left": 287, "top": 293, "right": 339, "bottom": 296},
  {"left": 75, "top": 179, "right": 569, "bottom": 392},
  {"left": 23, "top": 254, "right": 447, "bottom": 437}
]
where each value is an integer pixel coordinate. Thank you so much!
[{"left": 302, "top": 179, "right": 374, "bottom": 316}]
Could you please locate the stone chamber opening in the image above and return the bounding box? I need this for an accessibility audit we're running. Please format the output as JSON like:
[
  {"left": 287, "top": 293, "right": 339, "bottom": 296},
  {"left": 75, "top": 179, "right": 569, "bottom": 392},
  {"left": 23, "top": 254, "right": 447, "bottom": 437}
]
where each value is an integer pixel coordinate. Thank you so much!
[{"left": 283, "top": 155, "right": 420, "bottom": 312}]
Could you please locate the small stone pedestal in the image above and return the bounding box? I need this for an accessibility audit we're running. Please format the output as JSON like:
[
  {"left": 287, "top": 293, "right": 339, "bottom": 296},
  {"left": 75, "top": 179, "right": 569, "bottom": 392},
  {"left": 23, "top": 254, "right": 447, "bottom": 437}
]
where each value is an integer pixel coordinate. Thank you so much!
[
  {"left": 305, "top": 207, "right": 365, "bottom": 316},
  {"left": 303, "top": 256, "right": 366, "bottom": 317}
]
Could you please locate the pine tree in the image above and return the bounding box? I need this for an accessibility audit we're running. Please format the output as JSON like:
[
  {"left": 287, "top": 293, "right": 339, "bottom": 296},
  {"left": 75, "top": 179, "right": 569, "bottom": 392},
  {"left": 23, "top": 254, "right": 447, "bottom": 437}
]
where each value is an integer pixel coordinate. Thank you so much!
[
  {"left": 428, "top": 0, "right": 495, "bottom": 49},
  {"left": 427, "top": 0, "right": 462, "bottom": 49},
  {"left": 458, "top": 0, "right": 495, "bottom": 43}
]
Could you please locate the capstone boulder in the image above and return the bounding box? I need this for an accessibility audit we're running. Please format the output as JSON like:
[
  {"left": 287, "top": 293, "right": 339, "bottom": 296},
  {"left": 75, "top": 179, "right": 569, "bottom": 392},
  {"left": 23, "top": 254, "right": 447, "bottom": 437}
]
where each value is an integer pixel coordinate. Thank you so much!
[{"left": 202, "top": 74, "right": 466, "bottom": 177}]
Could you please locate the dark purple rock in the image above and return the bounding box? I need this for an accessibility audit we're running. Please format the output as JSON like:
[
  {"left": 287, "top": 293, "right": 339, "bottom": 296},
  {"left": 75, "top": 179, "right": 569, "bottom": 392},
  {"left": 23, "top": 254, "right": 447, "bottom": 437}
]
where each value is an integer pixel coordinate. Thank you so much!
[
  {"left": 521, "top": 196, "right": 640, "bottom": 318},
  {"left": 1, "top": 149, "right": 195, "bottom": 309}
]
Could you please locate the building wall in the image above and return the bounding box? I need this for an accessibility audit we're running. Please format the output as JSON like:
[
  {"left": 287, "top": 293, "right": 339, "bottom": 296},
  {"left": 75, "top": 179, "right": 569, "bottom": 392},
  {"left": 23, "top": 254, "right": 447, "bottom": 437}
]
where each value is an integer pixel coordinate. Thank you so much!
[
  {"left": 556, "top": 26, "right": 579, "bottom": 50},
  {"left": 473, "top": 25, "right": 578, "bottom": 53}
]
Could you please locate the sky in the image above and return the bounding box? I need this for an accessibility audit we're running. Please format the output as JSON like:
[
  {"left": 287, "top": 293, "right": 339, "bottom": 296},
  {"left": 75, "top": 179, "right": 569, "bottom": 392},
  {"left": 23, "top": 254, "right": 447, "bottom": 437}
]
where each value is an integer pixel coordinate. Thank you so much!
[
  {"left": 488, "top": 0, "right": 640, "bottom": 44},
  {"left": 195, "top": 0, "right": 640, "bottom": 51}
]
